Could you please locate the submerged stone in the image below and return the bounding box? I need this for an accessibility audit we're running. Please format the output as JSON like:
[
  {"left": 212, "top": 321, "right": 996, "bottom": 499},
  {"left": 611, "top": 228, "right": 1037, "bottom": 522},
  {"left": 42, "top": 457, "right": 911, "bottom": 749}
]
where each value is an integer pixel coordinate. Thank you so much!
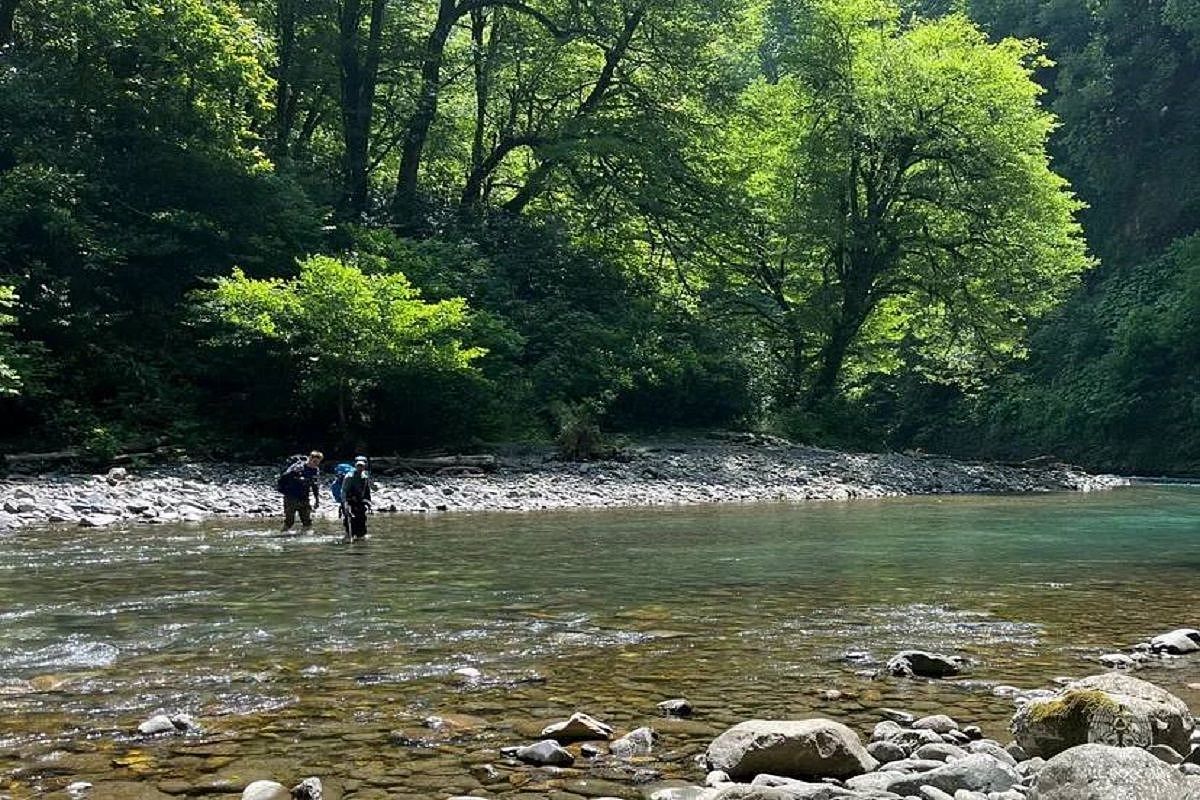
[{"left": 885, "top": 650, "right": 965, "bottom": 679}]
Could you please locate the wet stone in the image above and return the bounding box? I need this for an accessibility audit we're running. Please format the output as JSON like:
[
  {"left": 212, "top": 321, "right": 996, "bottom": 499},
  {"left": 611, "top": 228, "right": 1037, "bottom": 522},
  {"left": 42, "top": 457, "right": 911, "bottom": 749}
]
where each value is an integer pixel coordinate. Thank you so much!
[
  {"left": 77, "top": 781, "right": 174, "bottom": 800},
  {"left": 562, "top": 778, "right": 636, "bottom": 797},
  {"left": 879, "top": 708, "right": 916, "bottom": 725},
  {"left": 657, "top": 699, "right": 693, "bottom": 718}
]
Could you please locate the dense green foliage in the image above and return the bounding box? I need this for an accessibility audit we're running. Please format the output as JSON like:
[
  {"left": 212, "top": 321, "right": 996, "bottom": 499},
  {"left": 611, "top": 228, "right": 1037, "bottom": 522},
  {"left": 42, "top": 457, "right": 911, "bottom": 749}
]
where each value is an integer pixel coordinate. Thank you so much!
[
  {"left": 0, "top": 286, "right": 21, "bottom": 395},
  {"left": 926, "top": 0, "right": 1200, "bottom": 472},
  {"left": 0, "top": 0, "right": 1194, "bottom": 469},
  {"left": 198, "top": 254, "right": 483, "bottom": 440},
  {"left": 932, "top": 235, "right": 1200, "bottom": 473},
  {"left": 707, "top": 3, "right": 1088, "bottom": 406}
]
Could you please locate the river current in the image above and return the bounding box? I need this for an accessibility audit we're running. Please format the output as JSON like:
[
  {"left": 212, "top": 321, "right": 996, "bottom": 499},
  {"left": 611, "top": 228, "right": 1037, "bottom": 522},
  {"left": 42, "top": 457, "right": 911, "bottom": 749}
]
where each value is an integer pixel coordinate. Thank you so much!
[{"left": 1, "top": 486, "right": 1198, "bottom": 799}]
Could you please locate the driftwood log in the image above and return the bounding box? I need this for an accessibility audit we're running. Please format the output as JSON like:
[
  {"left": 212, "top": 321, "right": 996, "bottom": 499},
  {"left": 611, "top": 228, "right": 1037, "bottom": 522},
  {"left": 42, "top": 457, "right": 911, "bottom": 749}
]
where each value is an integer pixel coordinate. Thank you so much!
[
  {"left": 3, "top": 450, "right": 80, "bottom": 470},
  {"left": 3, "top": 446, "right": 184, "bottom": 472},
  {"left": 368, "top": 455, "right": 497, "bottom": 475}
]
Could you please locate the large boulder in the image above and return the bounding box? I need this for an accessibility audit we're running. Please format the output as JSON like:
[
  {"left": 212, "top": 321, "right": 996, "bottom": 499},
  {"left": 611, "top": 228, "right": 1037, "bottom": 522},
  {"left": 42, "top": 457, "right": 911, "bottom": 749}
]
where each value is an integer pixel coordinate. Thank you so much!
[
  {"left": 882, "top": 753, "right": 1019, "bottom": 796},
  {"left": 1028, "top": 743, "right": 1194, "bottom": 799},
  {"left": 1011, "top": 673, "right": 1194, "bottom": 758},
  {"left": 705, "top": 719, "right": 878, "bottom": 780}
]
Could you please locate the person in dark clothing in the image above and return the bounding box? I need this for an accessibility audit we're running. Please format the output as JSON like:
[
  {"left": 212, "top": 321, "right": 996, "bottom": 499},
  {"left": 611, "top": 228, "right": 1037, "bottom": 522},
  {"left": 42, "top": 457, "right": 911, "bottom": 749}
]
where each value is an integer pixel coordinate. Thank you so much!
[
  {"left": 280, "top": 450, "right": 323, "bottom": 531},
  {"left": 340, "top": 456, "right": 371, "bottom": 541}
]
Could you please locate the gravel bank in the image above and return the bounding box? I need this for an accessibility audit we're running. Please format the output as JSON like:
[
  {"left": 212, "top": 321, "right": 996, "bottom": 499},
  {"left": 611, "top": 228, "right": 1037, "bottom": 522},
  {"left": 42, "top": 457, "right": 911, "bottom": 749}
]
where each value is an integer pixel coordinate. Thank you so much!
[{"left": 0, "top": 437, "right": 1127, "bottom": 530}]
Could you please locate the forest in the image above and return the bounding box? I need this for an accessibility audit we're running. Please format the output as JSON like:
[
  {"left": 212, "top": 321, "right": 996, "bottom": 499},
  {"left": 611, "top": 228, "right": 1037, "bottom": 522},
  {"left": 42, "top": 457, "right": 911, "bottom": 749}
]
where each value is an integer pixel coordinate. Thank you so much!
[{"left": 0, "top": 0, "right": 1196, "bottom": 473}]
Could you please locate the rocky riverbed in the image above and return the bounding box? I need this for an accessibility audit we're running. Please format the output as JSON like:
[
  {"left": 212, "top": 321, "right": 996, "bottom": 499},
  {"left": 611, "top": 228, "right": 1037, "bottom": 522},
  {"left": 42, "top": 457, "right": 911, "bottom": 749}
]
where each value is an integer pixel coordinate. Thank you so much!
[
  {"left": 0, "top": 437, "right": 1126, "bottom": 530},
  {"left": 124, "top": 629, "right": 1200, "bottom": 800}
]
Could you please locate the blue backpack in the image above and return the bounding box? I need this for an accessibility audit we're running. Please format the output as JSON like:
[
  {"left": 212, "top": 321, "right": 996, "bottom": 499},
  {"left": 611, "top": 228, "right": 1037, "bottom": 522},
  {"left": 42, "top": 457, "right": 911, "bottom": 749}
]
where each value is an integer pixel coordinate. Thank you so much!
[{"left": 329, "top": 462, "right": 354, "bottom": 502}]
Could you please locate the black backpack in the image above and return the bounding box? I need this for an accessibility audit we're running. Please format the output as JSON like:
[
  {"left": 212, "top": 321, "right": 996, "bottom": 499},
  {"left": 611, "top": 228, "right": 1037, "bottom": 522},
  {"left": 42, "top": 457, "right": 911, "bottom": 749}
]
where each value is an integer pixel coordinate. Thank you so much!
[{"left": 275, "top": 455, "right": 306, "bottom": 493}]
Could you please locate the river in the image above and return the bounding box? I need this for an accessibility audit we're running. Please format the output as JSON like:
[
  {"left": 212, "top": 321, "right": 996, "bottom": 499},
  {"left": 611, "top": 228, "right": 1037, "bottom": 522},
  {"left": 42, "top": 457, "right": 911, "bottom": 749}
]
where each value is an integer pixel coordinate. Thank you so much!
[{"left": 2, "top": 486, "right": 1198, "bottom": 798}]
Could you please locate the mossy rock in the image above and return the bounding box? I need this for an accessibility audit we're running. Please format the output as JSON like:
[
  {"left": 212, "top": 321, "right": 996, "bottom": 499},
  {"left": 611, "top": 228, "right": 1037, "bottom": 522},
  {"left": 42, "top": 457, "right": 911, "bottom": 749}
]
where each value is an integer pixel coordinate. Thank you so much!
[
  {"left": 1011, "top": 673, "right": 1194, "bottom": 758},
  {"left": 1026, "top": 690, "right": 1122, "bottom": 724}
]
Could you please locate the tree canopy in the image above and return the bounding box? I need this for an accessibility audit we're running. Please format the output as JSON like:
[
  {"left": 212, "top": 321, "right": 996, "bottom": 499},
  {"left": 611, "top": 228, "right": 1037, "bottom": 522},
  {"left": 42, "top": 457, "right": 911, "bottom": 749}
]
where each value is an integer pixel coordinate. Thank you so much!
[
  {"left": 0, "top": 0, "right": 1194, "bottom": 470},
  {"left": 702, "top": 0, "right": 1089, "bottom": 406}
]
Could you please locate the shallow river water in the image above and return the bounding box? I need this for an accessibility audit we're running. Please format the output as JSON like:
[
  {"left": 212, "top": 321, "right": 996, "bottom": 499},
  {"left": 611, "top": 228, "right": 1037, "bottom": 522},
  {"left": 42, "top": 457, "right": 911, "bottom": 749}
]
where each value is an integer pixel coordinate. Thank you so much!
[{"left": 2, "top": 486, "right": 1199, "bottom": 799}]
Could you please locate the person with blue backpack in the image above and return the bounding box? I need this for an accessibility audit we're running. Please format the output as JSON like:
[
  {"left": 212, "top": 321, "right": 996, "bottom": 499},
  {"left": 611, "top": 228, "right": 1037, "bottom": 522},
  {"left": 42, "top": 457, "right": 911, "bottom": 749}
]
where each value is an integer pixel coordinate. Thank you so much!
[
  {"left": 340, "top": 456, "right": 372, "bottom": 541},
  {"left": 329, "top": 461, "right": 354, "bottom": 536}
]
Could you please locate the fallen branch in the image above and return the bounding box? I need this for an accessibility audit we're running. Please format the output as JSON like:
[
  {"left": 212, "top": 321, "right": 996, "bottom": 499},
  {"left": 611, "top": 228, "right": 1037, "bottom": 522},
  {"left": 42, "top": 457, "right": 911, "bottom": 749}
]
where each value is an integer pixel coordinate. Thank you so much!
[{"left": 369, "top": 455, "right": 497, "bottom": 475}]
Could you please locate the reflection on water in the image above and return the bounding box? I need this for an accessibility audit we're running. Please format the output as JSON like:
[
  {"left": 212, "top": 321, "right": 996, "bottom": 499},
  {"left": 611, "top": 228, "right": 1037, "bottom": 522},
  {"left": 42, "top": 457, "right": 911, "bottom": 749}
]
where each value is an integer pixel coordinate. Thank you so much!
[{"left": 1, "top": 487, "right": 1199, "bottom": 798}]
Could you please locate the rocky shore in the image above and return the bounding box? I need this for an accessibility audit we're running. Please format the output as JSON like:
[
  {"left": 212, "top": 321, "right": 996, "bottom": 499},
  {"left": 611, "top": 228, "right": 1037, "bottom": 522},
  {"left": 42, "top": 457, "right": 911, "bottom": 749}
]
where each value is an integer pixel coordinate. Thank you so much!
[{"left": 0, "top": 436, "right": 1126, "bottom": 530}]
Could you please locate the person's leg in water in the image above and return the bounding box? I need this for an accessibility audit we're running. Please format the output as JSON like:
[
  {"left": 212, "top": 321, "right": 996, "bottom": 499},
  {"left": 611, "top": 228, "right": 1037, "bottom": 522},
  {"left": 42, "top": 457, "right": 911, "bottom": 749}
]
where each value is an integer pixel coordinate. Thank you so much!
[
  {"left": 339, "top": 503, "right": 351, "bottom": 542},
  {"left": 298, "top": 498, "right": 313, "bottom": 530},
  {"left": 282, "top": 496, "right": 299, "bottom": 531},
  {"left": 348, "top": 500, "right": 368, "bottom": 540}
]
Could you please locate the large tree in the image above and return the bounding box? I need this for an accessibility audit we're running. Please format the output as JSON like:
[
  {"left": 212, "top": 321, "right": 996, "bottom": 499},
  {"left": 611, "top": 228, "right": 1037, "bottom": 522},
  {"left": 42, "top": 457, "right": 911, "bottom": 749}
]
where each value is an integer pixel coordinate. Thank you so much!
[{"left": 703, "top": 0, "right": 1091, "bottom": 406}]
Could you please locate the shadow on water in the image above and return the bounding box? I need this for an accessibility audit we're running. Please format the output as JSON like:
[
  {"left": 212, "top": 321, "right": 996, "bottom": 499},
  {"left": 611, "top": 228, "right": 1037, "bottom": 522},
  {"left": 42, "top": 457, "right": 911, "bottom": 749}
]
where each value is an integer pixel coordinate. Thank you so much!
[{"left": 0, "top": 486, "right": 1198, "bottom": 797}]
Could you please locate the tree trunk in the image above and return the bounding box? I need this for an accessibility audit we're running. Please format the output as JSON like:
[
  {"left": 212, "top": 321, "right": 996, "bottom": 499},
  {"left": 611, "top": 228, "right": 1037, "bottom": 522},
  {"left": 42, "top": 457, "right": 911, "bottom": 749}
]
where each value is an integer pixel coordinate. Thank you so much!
[
  {"left": 466, "top": 6, "right": 489, "bottom": 203},
  {"left": 337, "top": 0, "right": 386, "bottom": 219},
  {"left": 273, "top": 0, "right": 298, "bottom": 157},
  {"left": 293, "top": 101, "right": 327, "bottom": 159},
  {"left": 393, "top": 0, "right": 458, "bottom": 225},
  {"left": 502, "top": 6, "right": 644, "bottom": 215},
  {"left": 775, "top": 325, "right": 809, "bottom": 407},
  {"left": 463, "top": 136, "right": 535, "bottom": 208},
  {"left": 807, "top": 264, "right": 874, "bottom": 406},
  {"left": 808, "top": 323, "right": 855, "bottom": 405},
  {"left": 0, "top": 0, "right": 18, "bottom": 46}
]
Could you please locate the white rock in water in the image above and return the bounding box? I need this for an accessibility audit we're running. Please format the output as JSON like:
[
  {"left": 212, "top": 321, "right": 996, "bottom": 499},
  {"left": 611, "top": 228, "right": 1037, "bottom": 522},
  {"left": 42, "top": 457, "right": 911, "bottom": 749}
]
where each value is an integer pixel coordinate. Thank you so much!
[
  {"left": 241, "top": 780, "right": 290, "bottom": 800},
  {"left": 705, "top": 770, "right": 730, "bottom": 787},
  {"left": 610, "top": 726, "right": 656, "bottom": 758},
  {"left": 452, "top": 666, "right": 482, "bottom": 682},
  {"left": 137, "top": 714, "right": 177, "bottom": 735},
  {"left": 885, "top": 649, "right": 965, "bottom": 678},
  {"left": 541, "top": 711, "right": 615, "bottom": 742},
  {"left": 1150, "top": 628, "right": 1200, "bottom": 655},
  {"left": 66, "top": 782, "right": 92, "bottom": 797},
  {"left": 169, "top": 713, "right": 199, "bottom": 732},
  {"left": 290, "top": 777, "right": 323, "bottom": 800},
  {"left": 657, "top": 697, "right": 694, "bottom": 717},
  {"left": 514, "top": 739, "right": 575, "bottom": 766},
  {"left": 1098, "top": 653, "right": 1135, "bottom": 669}
]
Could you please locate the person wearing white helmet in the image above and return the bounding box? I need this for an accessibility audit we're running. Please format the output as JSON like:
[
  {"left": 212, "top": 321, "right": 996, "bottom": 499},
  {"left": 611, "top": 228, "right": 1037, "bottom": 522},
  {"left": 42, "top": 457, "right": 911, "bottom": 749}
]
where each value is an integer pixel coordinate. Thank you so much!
[{"left": 340, "top": 455, "right": 372, "bottom": 541}]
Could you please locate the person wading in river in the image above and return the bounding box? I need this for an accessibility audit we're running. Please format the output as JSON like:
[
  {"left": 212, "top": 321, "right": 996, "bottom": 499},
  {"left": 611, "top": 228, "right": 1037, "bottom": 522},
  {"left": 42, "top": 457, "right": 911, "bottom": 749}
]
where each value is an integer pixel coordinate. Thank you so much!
[
  {"left": 278, "top": 450, "right": 323, "bottom": 531},
  {"left": 340, "top": 456, "right": 371, "bottom": 541}
]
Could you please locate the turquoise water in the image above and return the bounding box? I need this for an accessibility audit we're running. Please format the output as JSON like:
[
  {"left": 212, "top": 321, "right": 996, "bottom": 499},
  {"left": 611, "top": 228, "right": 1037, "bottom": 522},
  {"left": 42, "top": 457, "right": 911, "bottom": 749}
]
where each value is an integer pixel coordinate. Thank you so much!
[{"left": 1, "top": 486, "right": 1198, "bottom": 798}]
